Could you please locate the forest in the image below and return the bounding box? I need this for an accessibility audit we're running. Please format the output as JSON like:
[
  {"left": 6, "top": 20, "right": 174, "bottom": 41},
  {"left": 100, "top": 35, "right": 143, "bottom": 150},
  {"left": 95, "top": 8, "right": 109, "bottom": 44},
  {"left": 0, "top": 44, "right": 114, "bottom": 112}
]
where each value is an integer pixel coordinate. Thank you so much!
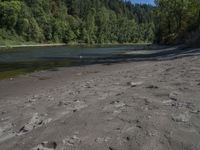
[
  {"left": 154, "top": 0, "right": 200, "bottom": 45},
  {"left": 0, "top": 0, "right": 200, "bottom": 45},
  {"left": 0, "top": 0, "right": 155, "bottom": 45}
]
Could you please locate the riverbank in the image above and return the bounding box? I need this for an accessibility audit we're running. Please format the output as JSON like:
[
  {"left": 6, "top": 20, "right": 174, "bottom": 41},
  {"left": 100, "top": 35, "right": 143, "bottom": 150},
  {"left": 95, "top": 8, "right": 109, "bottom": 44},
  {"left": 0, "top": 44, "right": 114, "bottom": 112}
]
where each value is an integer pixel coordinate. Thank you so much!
[
  {"left": 0, "top": 42, "right": 152, "bottom": 50},
  {"left": 0, "top": 43, "right": 66, "bottom": 49},
  {"left": 0, "top": 49, "right": 200, "bottom": 150}
]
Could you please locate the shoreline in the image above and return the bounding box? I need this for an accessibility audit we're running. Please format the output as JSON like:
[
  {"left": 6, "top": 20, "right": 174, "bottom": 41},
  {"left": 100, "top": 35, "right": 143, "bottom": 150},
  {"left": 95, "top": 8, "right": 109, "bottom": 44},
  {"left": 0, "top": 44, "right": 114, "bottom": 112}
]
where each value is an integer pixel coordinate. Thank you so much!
[
  {"left": 0, "top": 42, "right": 152, "bottom": 49},
  {"left": 0, "top": 45, "right": 195, "bottom": 80},
  {"left": 0, "top": 43, "right": 67, "bottom": 49}
]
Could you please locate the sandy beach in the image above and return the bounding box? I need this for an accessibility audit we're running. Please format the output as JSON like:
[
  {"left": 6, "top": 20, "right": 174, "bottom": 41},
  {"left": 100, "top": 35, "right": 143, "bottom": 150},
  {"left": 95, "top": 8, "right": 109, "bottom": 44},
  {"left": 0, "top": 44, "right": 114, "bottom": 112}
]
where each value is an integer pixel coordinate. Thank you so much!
[{"left": 0, "top": 48, "right": 200, "bottom": 150}]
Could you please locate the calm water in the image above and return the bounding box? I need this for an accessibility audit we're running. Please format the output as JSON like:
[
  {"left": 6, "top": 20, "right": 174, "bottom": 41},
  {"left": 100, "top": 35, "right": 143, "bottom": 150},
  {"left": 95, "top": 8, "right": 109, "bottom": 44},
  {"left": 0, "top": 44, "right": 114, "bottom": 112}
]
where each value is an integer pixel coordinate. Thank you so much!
[
  {"left": 0, "top": 44, "right": 151, "bottom": 62},
  {"left": 0, "top": 44, "right": 157, "bottom": 79},
  {"left": 0, "top": 44, "right": 191, "bottom": 79}
]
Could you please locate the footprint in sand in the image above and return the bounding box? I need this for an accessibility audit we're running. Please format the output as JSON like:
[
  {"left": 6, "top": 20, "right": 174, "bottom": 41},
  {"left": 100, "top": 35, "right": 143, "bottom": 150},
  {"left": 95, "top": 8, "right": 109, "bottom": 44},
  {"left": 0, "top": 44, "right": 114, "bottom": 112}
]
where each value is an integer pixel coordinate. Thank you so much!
[{"left": 18, "top": 113, "right": 52, "bottom": 135}]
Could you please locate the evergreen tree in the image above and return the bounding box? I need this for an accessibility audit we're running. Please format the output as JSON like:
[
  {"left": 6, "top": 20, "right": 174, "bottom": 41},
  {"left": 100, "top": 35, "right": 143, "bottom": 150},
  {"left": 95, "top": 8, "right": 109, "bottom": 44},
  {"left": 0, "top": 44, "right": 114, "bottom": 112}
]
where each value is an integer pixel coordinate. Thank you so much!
[{"left": 0, "top": 0, "right": 155, "bottom": 44}]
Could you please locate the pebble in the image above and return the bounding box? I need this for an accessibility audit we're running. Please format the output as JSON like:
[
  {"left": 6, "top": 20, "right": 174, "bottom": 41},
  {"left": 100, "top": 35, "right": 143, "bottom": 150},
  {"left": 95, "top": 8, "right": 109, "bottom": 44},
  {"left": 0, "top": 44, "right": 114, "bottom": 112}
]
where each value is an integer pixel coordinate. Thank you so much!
[
  {"left": 114, "top": 102, "right": 126, "bottom": 108},
  {"left": 31, "top": 141, "right": 57, "bottom": 150},
  {"left": 63, "top": 135, "right": 81, "bottom": 146},
  {"left": 169, "top": 92, "right": 179, "bottom": 101},
  {"left": 95, "top": 137, "right": 111, "bottom": 144},
  {"left": 172, "top": 112, "right": 191, "bottom": 123},
  {"left": 190, "top": 109, "right": 200, "bottom": 114},
  {"left": 162, "top": 100, "right": 173, "bottom": 105},
  {"left": 27, "top": 95, "right": 40, "bottom": 103},
  {"left": 127, "top": 81, "right": 143, "bottom": 87}
]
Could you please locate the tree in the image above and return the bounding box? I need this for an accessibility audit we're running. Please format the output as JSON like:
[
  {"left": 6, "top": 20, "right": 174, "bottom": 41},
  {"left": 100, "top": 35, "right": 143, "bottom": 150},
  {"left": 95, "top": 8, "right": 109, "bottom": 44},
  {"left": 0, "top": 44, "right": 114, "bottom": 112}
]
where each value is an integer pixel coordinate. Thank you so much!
[
  {"left": 0, "top": 1, "right": 22, "bottom": 29},
  {"left": 154, "top": 0, "right": 200, "bottom": 44},
  {"left": 0, "top": 0, "right": 155, "bottom": 44}
]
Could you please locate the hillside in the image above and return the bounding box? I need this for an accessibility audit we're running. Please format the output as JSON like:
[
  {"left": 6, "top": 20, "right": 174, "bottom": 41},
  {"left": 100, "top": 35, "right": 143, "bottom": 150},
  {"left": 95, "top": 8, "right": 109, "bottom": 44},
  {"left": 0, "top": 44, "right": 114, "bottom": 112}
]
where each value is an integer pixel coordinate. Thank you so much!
[{"left": 0, "top": 0, "right": 154, "bottom": 45}]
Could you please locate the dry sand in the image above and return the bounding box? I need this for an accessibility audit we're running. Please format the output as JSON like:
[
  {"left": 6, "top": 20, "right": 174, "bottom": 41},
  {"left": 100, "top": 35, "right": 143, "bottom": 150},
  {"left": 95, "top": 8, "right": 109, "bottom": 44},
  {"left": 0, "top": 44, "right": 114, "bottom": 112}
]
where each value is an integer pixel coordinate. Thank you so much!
[{"left": 0, "top": 49, "right": 200, "bottom": 150}]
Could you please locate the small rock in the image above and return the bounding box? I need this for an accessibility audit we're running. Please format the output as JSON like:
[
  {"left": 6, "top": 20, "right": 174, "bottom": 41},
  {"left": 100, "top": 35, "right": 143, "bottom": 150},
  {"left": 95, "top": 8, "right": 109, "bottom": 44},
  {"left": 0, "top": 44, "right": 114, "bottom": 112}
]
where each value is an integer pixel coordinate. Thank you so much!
[
  {"left": 83, "top": 82, "right": 92, "bottom": 88},
  {"left": 31, "top": 141, "right": 57, "bottom": 150},
  {"left": 43, "top": 118, "right": 52, "bottom": 124},
  {"left": 47, "top": 96, "right": 54, "bottom": 101},
  {"left": 1, "top": 117, "right": 9, "bottom": 121},
  {"left": 63, "top": 135, "right": 81, "bottom": 146},
  {"left": 162, "top": 100, "right": 173, "bottom": 105},
  {"left": 27, "top": 95, "right": 40, "bottom": 103},
  {"left": 190, "top": 109, "right": 200, "bottom": 114},
  {"left": 110, "top": 100, "right": 120, "bottom": 104},
  {"left": 95, "top": 137, "right": 111, "bottom": 144},
  {"left": 146, "top": 130, "right": 157, "bottom": 137},
  {"left": 169, "top": 92, "right": 179, "bottom": 101},
  {"left": 73, "top": 101, "right": 88, "bottom": 111},
  {"left": 144, "top": 98, "right": 151, "bottom": 105},
  {"left": 114, "top": 102, "right": 126, "bottom": 108},
  {"left": 172, "top": 112, "right": 191, "bottom": 123},
  {"left": 127, "top": 81, "right": 143, "bottom": 87}
]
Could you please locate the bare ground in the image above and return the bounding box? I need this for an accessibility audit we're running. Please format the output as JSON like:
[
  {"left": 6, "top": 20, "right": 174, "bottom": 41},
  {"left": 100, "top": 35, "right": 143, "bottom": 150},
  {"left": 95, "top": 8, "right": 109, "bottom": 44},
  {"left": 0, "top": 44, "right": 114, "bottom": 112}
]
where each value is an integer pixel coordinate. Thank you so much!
[{"left": 0, "top": 50, "right": 200, "bottom": 150}]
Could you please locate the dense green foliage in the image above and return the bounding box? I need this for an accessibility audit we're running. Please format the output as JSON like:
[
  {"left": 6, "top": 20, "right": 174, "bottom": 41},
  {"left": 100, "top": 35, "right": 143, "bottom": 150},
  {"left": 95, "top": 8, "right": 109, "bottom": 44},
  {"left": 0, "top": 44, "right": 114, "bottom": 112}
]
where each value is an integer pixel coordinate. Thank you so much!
[
  {"left": 0, "top": 0, "right": 155, "bottom": 44},
  {"left": 154, "top": 0, "right": 200, "bottom": 45},
  {"left": 1, "top": 0, "right": 200, "bottom": 46}
]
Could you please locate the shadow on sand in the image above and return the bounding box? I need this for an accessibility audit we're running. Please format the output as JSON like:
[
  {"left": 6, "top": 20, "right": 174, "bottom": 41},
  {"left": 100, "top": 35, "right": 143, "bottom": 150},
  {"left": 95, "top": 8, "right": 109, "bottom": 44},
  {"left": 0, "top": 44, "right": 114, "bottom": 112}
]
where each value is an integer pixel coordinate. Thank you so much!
[{"left": 96, "top": 46, "right": 200, "bottom": 64}]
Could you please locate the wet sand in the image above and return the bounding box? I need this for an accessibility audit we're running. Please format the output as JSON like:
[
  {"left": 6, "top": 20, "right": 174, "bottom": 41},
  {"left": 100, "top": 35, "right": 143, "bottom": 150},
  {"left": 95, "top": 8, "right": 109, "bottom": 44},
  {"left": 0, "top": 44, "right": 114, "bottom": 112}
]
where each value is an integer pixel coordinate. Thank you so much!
[{"left": 0, "top": 48, "right": 200, "bottom": 150}]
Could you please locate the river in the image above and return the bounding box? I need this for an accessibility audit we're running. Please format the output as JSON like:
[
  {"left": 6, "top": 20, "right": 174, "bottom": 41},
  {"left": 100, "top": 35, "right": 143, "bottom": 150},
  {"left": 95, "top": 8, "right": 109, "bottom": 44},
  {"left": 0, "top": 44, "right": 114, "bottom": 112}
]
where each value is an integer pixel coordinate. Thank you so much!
[{"left": 0, "top": 44, "right": 171, "bottom": 79}]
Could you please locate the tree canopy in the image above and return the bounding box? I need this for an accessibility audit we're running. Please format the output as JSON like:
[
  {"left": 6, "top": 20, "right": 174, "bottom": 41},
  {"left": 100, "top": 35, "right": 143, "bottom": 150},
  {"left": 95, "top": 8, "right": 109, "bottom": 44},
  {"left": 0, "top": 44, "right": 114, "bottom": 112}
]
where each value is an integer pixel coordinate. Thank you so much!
[
  {"left": 154, "top": 0, "right": 200, "bottom": 45},
  {"left": 1, "top": 0, "right": 199, "bottom": 46},
  {"left": 0, "top": 0, "right": 155, "bottom": 44}
]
